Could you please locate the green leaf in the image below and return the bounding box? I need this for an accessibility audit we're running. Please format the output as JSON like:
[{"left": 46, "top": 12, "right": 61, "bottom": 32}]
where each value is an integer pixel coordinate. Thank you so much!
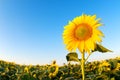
[
  {"left": 92, "top": 44, "right": 112, "bottom": 53},
  {"left": 108, "top": 59, "right": 118, "bottom": 70},
  {"left": 66, "top": 52, "right": 79, "bottom": 62}
]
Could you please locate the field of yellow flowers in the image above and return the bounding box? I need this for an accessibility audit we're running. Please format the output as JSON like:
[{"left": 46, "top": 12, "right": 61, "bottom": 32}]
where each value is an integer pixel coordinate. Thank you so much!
[{"left": 0, "top": 57, "right": 120, "bottom": 80}]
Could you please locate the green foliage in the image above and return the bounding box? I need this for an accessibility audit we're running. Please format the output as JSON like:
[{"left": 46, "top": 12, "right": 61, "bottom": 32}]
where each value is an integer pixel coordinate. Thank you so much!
[
  {"left": 0, "top": 57, "right": 120, "bottom": 80},
  {"left": 66, "top": 52, "right": 80, "bottom": 62},
  {"left": 92, "top": 44, "right": 112, "bottom": 53}
]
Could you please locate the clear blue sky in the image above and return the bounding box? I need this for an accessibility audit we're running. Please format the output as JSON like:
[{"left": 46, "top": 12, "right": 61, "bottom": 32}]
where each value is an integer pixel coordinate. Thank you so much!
[{"left": 0, "top": 0, "right": 120, "bottom": 65}]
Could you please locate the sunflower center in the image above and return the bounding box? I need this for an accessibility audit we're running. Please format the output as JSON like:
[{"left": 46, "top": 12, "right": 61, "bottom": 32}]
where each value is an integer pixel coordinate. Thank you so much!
[{"left": 75, "top": 24, "right": 92, "bottom": 41}]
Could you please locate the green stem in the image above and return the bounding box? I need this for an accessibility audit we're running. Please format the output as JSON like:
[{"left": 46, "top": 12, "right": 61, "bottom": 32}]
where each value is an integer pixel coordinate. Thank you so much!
[
  {"left": 81, "top": 52, "right": 85, "bottom": 80},
  {"left": 85, "top": 53, "right": 91, "bottom": 63}
]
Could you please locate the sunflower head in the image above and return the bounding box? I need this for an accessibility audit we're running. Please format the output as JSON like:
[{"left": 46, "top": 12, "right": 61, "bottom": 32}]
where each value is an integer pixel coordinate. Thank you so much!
[{"left": 63, "top": 14, "right": 104, "bottom": 53}]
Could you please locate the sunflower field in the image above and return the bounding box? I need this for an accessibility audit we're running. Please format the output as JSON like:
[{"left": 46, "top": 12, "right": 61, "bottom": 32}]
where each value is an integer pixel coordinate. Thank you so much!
[{"left": 0, "top": 57, "right": 120, "bottom": 80}]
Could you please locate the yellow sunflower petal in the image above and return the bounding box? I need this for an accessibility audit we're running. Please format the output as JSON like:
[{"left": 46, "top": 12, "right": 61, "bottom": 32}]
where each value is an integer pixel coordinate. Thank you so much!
[
  {"left": 95, "top": 29, "right": 104, "bottom": 37},
  {"left": 78, "top": 41, "right": 84, "bottom": 53}
]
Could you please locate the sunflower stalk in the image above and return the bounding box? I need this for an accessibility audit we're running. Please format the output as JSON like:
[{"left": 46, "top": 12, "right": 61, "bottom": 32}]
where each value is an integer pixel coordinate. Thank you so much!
[
  {"left": 85, "top": 53, "right": 91, "bottom": 63},
  {"left": 81, "top": 52, "right": 85, "bottom": 80}
]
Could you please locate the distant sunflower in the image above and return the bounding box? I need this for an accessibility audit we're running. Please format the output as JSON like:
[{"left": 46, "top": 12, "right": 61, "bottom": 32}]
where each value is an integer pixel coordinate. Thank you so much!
[{"left": 63, "top": 14, "right": 104, "bottom": 53}]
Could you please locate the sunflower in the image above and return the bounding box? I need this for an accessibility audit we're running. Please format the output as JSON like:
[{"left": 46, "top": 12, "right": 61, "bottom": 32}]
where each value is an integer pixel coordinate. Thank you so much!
[{"left": 63, "top": 14, "right": 104, "bottom": 53}]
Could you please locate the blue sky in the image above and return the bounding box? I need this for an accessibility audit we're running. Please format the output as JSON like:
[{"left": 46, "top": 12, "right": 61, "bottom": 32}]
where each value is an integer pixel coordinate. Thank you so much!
[{"left": 0, "top": 0, "right": 120, "bottom": 65}]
